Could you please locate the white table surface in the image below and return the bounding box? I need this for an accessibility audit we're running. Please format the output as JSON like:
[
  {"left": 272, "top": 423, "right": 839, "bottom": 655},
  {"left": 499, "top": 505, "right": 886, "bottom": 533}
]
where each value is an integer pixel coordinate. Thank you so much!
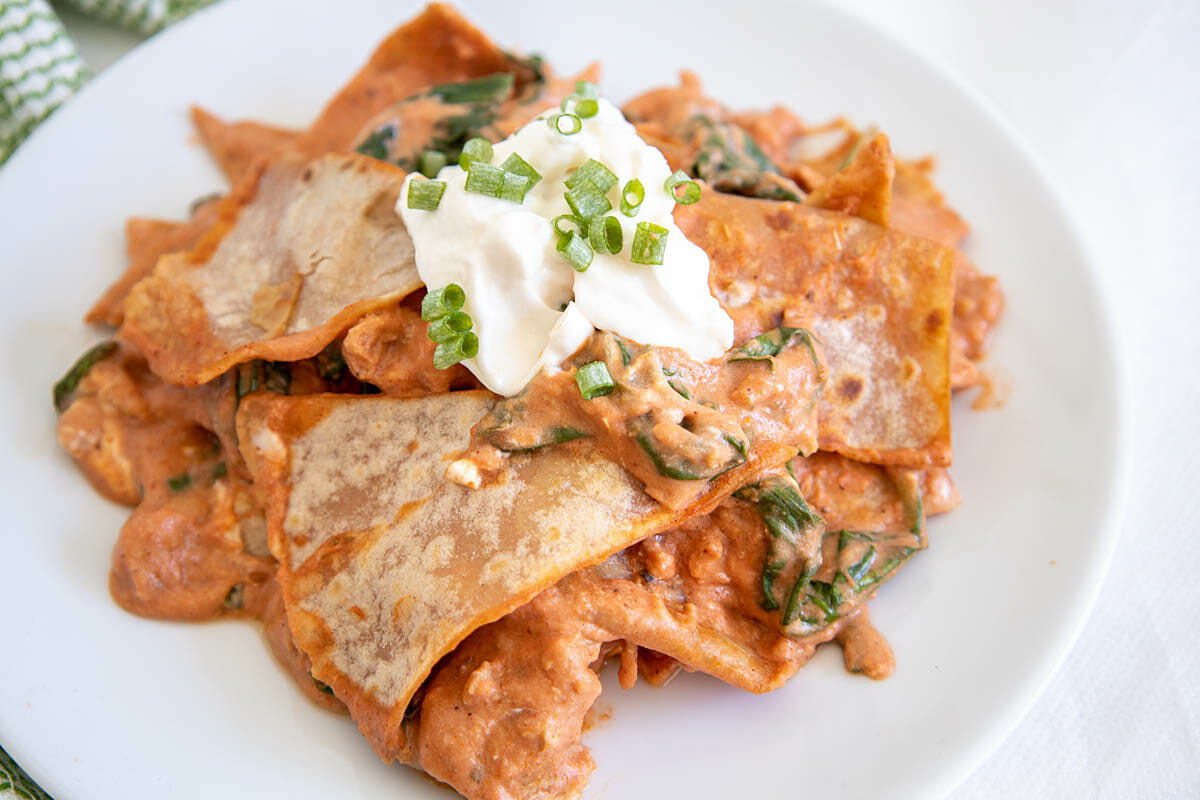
[{"left": 49, "top": 0, "right": 1200, "bottom": 796}]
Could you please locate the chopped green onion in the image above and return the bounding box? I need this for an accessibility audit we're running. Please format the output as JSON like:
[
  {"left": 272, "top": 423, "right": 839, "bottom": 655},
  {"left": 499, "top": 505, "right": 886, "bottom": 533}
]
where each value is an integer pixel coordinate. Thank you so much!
[
  {"left": 588, "top": 215, "right": 623, "bottom": 255},
  {"left": 620, "top": 179, "right": 644, "bottom": 216},
  {"left": 406, "top": 179, "right": 446, "bottom": 211},
  {"left": 665, "top": 170, "right": 702, "bottom": 204},
  {"left": 167, "top": 472, "right": 191, "bottom": 492},
  {"left": 499, "top": 152, "right": 542, "bottom": 188},
  {"left": 552, "top": 214, "right": 584, "bottom": 239},
  {"left": 464, "top": 161, "right": 505, "bottom": 197},
  {"left": 561, "top": 82, "right": 600, "bottom": 118},
  {"left": 574, "top": 361, "right": 615, "bottom": 400},
  {"left": 211, "top": 461, "right": 228, "bottom": 480},
  {"left": 459, "top": 137, "right": 494, "bottom": 168},
  {"left": 566, "top": 158, "right": 619, "bottom": 192},
  {"left": 630, "top": 221, "right": 669, "bottom": 265},
  {"left": 419, "top": 150, "right": 447, "bottom": 178},
  {"left": 549, "top": 113, "right": 582, "bottom": 135},
  {"left": 433, "top": 332, "right": 479, "bottom": 370},
  {"left": 427, "top": 311, "right": 474, "bottom": 343},
  {"left": 565, "top": 179, "right": 612, "bottom": 221},
  {"left": 556, "top": 231, "right": 594, "bottom": 272},
  {"left": 460, "top": 332, "right": 479, "bottom": 358},
  {"left": 421, "top": 284, "right": 466, "bottom": 321},
  {"left": 499, "top": 172, "right": 532, "bottom": 203}
]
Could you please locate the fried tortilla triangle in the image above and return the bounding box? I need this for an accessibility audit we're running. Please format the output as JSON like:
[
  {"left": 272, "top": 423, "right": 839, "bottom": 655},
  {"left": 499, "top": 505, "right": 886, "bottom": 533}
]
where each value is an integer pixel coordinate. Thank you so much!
[
  {"left": 120, "top": 152, "right": 421, "bottom": 386},
  {"left": 677, "top": 192, "right": 955, "bottom": 467},
  {"left": 236, "top": 390, "right": 794, "bottom": 762}
]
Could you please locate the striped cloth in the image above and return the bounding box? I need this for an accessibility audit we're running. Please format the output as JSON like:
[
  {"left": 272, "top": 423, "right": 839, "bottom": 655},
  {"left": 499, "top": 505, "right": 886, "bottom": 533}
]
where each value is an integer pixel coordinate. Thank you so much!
[
  {"left": 0, "top": 0, "right": 214, "bottom": 164},
  {"left": 2, "top": 2, "right": 214, "bottom": 793},
  {"left": 1, "top": 746, "right": 50, "bottom": 800}
]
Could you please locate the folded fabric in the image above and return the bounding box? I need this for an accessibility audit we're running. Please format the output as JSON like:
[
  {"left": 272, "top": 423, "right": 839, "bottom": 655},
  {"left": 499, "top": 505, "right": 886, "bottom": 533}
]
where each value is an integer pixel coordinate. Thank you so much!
[
  {"left": 0, "top": 0, "right": 214, "bottom": 164},
  {"left": 59, "top": 0, "right": 215, "bottom": 34},
  {"left": 1, "top": 744, "right": 50, "bottom": 799},
  {"left": 0, "top": 0, "right": 88, "bottom": 164}
]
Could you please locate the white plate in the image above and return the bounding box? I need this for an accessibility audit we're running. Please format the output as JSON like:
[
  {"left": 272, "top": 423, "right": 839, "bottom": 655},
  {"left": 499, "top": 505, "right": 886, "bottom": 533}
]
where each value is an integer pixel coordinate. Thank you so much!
[{"left": 0, "top": 1, "right": 1127, "bottom": 797}]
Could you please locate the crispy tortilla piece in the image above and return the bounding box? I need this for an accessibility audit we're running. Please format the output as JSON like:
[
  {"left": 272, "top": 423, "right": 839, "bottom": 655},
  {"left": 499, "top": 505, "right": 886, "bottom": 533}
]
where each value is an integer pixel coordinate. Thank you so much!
[
  {"left": 87, "top": 202, "right": 222, "bottom": 327},
  {"left": 119, "top": 152, "right": 420, "bottom": 386},
  {"left": 236, "top": 391, "right": 793, "bottom": 763},
  {"left": 415, "top": 453, "right": 938, "bottom": 800},
  {"left": 341, "top": 302, "right": 478, "bottom": 396},
  {"left": 677, "top": 192, "right": 955, "bottom": 467},
  {"left": 804, "top": 132, "right": 895, "bottom": 226},
  {"left": 190, "top": 106, "right": 299, "bottom": 185},
  {"left": 891, "top": 156, "right": 970, "bottom": 247},
  {"left": 296, "top": 4, "right": 517, "bottom": 155}
]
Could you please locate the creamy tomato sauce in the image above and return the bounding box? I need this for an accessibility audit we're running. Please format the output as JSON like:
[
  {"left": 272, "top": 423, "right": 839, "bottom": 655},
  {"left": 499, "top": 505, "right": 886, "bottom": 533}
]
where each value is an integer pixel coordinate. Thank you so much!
[{"left": 53, "top": 16, "right": 1007, "bottom": 800}]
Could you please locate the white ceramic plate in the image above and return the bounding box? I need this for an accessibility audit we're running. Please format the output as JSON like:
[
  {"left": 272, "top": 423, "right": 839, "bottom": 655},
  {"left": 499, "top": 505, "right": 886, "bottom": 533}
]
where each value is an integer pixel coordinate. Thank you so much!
[{"left": 0, "top": 1, "right": 1127, "bottom": 797}]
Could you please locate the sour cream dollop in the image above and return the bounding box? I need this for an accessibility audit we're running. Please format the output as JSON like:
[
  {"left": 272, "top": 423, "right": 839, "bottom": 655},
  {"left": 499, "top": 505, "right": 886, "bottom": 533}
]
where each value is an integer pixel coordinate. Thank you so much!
[{"left": 397, "top": 98, "right": 734, "bottom": 397}]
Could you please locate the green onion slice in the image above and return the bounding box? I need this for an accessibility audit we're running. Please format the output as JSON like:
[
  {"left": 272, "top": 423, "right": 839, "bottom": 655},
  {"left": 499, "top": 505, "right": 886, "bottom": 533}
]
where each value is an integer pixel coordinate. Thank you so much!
[
  {"left": 419, "top": 150, "right": 447, "bottom": 178},
  {"left": 553, "top": 214, "right": 584, "bottom": 240},
  {"left": 406, "top": 179, "right": 446, "bottom": 211},
  {"left": 574, "top": 361, "right": 615, "bottom": 400},
  {"left": 664, "top": 170, "right": 702, "bottom": 204},
  {"left": 464, "top": 161, "right": 505, "bottom": 197},
  {"left": 575, "top": 98, "right": 599, "bottom": 119},
  {"left": 421, "top": 283, "right": 466, "bottom": 321},
  {"left": 499, "top": 152, "right": 542, "bottom": 188},
  {"left": 427, "top": 311, "right": 473, "bottom": 343},
  {"left": 556, "top": 230, "right": 594, "bottom": 272},
  {"left": 574, "top": 80, "right": 599, "bottom": 98},
  {"left": 566, "top": 158, "right": 619, "bottom": 192},
  {"left": 565, "top": 179, "right": 612, "bottom": 221},
  {"left": 549, "top": 113, "right": 582, "bottom": 135},
  {"left": 433, "top": 332, "right": 478, "bottom": 370},
  {"left": 620, "top": 179, "right": 644, "bottom": 216},
  {"left": 631, "top": 221, "right": 669, "bottom": 265},
  {"left": 499, "top": 172, "right": 532, "bottom": 203},
  {"left": 588, "top": 215, "right": 623, "bottom": 255},
  {"left": 459, "top": 137, "right": 494, "bottom": 168}
]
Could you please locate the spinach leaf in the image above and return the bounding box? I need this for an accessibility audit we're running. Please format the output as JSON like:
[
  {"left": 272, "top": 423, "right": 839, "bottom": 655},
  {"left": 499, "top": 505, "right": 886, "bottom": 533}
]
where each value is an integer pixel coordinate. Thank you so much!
[
  {"left": 493, "top": 426, "right": 590, "bottom": 454},
  {"left": 727, "top": 326, "right": 818, "bottom": 368},
  {"left": 735, "top": 475, "right": 824, "bottom": 613},
  {"left": 167, "top": 472, "right": 191, "bottom": 493},
  {"left": 52, "top": 340, "right": 117, "bottom": 412},
  {"left": 428, "top": 73, "right": 514, "bottom": 105},
  {"left": 316, "top": 340, "right": 347, "bottom": 382},
  {"left": 688, "top": 117, "right": 804, "bottom": 202},
  {"left": 354, "top": 124, "right": 396, "bottom": 161},
  {"left": 223, "top": 583, "right": 244, "bottom": 611}
]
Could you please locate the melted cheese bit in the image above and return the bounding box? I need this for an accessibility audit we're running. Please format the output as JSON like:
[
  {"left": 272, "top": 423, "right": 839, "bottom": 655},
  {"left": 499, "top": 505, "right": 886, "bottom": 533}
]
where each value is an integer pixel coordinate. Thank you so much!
[{"left": 397, "top": 98, "right": 733, "bottom": 397}]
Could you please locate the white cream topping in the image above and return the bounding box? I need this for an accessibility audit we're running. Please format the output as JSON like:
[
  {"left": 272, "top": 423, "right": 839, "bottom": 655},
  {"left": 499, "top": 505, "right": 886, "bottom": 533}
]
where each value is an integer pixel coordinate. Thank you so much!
[{"left": 397, "top": 98, "right": 733, "bottom": 397}]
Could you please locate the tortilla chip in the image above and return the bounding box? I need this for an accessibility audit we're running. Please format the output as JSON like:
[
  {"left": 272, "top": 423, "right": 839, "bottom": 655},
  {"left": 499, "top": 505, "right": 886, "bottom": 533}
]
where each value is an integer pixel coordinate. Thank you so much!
[
  {"left": 416, "top": 452, "right": 941, "bottom": 798},
  {"left": 119, "top": 152, "right": 420, "bottom": 386},
  {"left": 804, "top": 132, "right": 894, "bottom": 226},
  {"left": 677, "top": 192, "right": 954, "bottom": 467},
  {"left": 236, "top": 390, "right": 793, "bottom": 762},
  {"left": 296, "top": 4, "right": 517, "bottom": 155},
  {"left": 86, "top": 202, "right": 222, "bottom": 327},
  {"left": 190, "top": 106, "right": 299, "bottom": 185},
  {"left": 891, "top": 156, "right": 970, "bottom": 247}
]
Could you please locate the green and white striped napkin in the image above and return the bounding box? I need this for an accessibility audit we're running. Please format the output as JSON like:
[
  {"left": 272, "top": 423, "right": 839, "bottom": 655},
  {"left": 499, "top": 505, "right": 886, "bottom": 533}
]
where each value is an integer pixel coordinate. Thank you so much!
[
  {"left": 2, "top": 1, "right": 215, "bottom": 793},
  {"left": 1, "top": 746, "right": 51, "bottom": 800},
  {"left": 0, "top": 0, "right": 214, "bottom": 163}
]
